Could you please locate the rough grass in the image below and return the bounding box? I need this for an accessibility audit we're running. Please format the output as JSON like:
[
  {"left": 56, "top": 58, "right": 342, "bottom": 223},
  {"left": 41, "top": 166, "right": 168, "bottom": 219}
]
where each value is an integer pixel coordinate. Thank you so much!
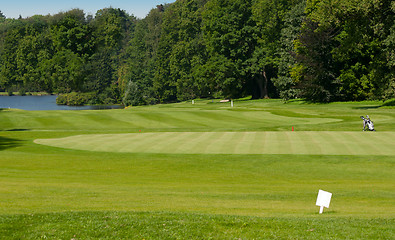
[
  {"left": 0, "top": 99, "right": 394, "bottom": 239},
  {"left": 1, "top": 212, "right": 393, "bottom": 239}
]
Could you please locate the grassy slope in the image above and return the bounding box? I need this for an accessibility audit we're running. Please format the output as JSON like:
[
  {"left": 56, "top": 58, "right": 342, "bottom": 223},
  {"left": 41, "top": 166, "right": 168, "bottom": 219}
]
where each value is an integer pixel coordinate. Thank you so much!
[{"left": 0, "top": 99, "right": 394, "bottom": 239}]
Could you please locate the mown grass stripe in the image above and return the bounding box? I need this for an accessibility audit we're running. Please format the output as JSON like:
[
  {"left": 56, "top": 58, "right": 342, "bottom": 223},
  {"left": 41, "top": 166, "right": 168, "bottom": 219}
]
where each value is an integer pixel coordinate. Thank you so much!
[
  {"left": 284, "top": 132, "right": 295, "bottom": 154},
  {"left": 142, "top": 132, "right": 175, "bottom": 152},
  {"left": 178, "top": 132, "right": 206, "bottom": 154},
  {"left": 130, "top": 133, "right": 161, "bottom": 152},
  {"left": 35, "top": 131, "right": 395, "bottom": 156},
  {"left": 312, "top": 132, "right": 333, "bottom": 155},
  {"left": 234, "top": 132, "right": 252, "bottom": 154},
  {"left": 290, "top": 131, "right": 307, "bottom": 154},
  {"left": 222, "top": 132, "right": 239, "bottom": 154},
  {"left": 366, "top": 132, "right": 395, "bottom": 155},
  {"left": 265, "top": 132, "right": 280, "bottom": 154},
  {"left": 345, "top": 132, "right": 374, "bottom": 155},
  {"left": 158, "top": 132, "right": 190, "bottom": 153},
  {"left": 255, "top": 131, "right": 266, "bottom": 154}
]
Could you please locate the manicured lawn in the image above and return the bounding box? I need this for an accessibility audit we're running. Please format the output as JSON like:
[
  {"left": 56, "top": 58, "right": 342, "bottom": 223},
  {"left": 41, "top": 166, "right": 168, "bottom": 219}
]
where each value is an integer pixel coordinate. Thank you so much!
[
  {"left": 0, "top": 99, "right": 394, "bottom": 239},
  {"left": 36, "top": 131, "right": 395, "bottom": 155}
]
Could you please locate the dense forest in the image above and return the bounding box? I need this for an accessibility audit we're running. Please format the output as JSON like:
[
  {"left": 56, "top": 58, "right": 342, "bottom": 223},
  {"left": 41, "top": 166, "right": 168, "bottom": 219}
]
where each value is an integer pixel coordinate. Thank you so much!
[{"left": 0, "top": 0, "right": 394, "bottom": 105}]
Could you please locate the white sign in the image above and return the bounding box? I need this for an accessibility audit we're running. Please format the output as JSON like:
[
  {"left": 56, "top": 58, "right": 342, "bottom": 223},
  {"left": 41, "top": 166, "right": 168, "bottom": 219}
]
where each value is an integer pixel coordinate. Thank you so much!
[{"left": 316, "top": 189, "right": 332, "bottom": 214}]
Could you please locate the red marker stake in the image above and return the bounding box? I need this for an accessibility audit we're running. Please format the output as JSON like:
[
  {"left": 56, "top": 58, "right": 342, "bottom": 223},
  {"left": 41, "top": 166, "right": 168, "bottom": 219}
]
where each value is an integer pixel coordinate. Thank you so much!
[{"left": 292, "top": 126, "right": 294, "bottom": 131}]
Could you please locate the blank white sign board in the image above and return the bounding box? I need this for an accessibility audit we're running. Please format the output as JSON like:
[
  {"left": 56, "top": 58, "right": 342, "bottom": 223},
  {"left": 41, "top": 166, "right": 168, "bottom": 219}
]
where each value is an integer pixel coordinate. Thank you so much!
[{"left": 316, "top": 190, "right": 332, "bottom": 214}]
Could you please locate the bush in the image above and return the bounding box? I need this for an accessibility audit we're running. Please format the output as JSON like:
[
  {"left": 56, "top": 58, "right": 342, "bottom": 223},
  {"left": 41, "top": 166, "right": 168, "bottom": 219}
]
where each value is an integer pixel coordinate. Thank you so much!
[
  {"left": 18, "top": 88, "right": 26, "bottom": 96},
  {"left": 123, "top": 81, "right": 141, "bottom": 107},
  {"left": 56, "top": 94, "right": 67, "bottom": 105},
  {"left": 56, "top": 92, "right": 96, "bottom": 106}
]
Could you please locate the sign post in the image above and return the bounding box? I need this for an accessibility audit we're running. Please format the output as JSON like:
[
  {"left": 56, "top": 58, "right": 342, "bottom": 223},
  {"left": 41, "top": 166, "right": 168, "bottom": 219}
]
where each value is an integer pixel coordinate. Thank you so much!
[{"left": 316, "top": 190, "right": 332, "bottom": 214}]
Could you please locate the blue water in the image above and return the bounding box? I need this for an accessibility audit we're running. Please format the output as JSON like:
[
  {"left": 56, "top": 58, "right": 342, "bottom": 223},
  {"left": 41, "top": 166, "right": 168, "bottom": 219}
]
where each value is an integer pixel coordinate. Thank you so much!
[{"left": 0, "top": 95, "right": 123, "bottom": 111}]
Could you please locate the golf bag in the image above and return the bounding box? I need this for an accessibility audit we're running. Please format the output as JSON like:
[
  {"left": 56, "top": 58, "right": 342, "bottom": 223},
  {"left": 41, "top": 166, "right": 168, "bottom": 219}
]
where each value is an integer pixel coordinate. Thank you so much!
[{"left": 360, "top": 115, "right": 375, "bottom": 131}]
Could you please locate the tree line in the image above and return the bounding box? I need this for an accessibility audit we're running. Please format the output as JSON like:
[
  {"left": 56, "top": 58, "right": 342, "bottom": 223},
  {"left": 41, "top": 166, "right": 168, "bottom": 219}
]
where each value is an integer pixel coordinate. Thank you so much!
[
  {"left": 0, "top": 0, "right": 394, "bottom": 105},
  {"left": 0, "top": 8, "right": 134, "bottom": 104}
]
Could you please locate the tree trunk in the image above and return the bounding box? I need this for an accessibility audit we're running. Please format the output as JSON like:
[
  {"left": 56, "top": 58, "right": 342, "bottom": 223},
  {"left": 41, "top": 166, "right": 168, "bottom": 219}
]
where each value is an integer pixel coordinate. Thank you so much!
[
  {"left": 262, "top": 69, "right": 269, "bottom": 99},
  {"left": 255, "top": 75, "right": 264, "bottom": 99}
]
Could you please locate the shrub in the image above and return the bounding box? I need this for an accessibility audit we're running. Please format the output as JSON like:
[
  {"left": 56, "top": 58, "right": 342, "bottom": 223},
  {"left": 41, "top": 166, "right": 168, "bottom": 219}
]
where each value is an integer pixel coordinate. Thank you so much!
[
  {"left": 56, "top": 92, "right": 96, "bottom": 106},
  {"left": 18, "top": 88, "right": 26, "bottom": 96}
]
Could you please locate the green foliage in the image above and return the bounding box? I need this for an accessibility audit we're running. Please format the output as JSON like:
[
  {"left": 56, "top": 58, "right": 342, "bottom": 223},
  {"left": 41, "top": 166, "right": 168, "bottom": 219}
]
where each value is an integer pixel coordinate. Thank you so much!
[
  {"left": 0, "top": 8, "right": 134, "bottom": 104},
  {"left": 202, "top": 0, "right": 254, "bottom": 98},
  {"left": 123, "top": 81, "right": 141, "bottom": 106},
  {"left": 294, "top": 19, "right": 341, "bottom": 102},
  {"left": 154, "top": 1, "right": 207, "bottom": 102},
  {"left": 295, "top": 0, "right": 394, "bottom": 102},
  {"left": 56, "top": 92, "right": 96, "bottom": 106},
  {"left": 250, "top": 0, "right": 301, "bottom": 99},
  {"left": 0, "top": 0, "right": 393, "bottom": 104},
  {"left": 123, "top": 80, "right": 155, "bottom": 106},
  {"left": 93, "top": 8, "right": 134, "bottom": 50},
  {"left": 123, "top": 7, "right": 165, "bottom": 105},
  {"left": 50, "top": 9, "right": 94, "bottom": 57},
  {"left": 272, "top": 1, "right": 305, "bottom": 100},
  {"left": 18, "top": 87, "right": 26, "bottom": 96}
]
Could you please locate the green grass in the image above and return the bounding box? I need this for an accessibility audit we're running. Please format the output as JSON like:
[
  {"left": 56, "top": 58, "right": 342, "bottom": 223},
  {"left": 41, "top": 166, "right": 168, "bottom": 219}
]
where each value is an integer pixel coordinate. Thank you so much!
[
  {"left": 35, "top": 131, "right": 395, "bottom": 155},
  {"left": 0, "top": 99, "right": 394, "bottom": 239},
  {"left": 1, "top": 212, "right": 393, "bottom": 239}
]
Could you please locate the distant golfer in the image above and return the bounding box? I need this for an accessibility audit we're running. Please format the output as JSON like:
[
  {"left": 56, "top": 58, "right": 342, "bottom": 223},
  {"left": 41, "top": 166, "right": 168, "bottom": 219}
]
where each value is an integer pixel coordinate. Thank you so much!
[{"left": 360, "top": 115, "right": 375, "bottom": 131}]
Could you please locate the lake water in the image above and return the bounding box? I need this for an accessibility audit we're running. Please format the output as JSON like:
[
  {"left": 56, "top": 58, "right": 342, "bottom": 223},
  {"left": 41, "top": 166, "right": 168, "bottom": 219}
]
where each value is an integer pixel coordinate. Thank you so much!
[{"left": 0, "top": 95, "right": 123, "bottom": 111}]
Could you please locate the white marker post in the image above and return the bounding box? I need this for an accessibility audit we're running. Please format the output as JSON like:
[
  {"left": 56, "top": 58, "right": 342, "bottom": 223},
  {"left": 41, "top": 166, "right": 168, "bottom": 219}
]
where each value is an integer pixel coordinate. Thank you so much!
[
  {"left": 192, "top": 100, "right": 195, "bottom": 105},
  {"left": 231, "top": 100, "right": 233, "bottom": 107},
  {"left": 316, "top": 189, "right": 332, "bottom": 214}
]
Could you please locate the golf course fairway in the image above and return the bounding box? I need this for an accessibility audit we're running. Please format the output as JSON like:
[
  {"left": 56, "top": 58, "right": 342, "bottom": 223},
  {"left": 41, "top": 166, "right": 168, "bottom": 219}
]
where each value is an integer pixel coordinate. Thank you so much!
[
  {"left": 1, "top": 99, "right": 394, "bottom": 239},
  {"left": 35, "top": 131, "right": 395, "bottom": 155}
]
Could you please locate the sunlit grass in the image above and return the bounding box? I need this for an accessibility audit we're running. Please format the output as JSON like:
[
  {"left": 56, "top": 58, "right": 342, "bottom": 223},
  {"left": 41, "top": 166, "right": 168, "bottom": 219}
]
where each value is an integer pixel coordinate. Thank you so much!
[
  {"left": 0, "top": 99, "right": 394, "bottom": 239},
  {"left": 35, "top": 131, "right": 395, "bottom": 155}
]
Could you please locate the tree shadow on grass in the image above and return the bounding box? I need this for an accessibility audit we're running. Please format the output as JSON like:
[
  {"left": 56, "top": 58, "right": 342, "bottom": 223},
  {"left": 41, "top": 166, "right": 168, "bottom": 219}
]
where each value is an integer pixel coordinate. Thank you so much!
[
  {"left": 382, "top": 99, "right": 395, "bottom": 107},
  {"left": 352, "top": 100, "right": 395, "bottom": 109},
  {"left": 353, "top": 105, "right": 381, "bottom": 109},
  {"left": 0, "top": 136, "right": 22, "bottom": 151},
  {"left": 6, "top": 129, "right": 30, "bottom": 132}
]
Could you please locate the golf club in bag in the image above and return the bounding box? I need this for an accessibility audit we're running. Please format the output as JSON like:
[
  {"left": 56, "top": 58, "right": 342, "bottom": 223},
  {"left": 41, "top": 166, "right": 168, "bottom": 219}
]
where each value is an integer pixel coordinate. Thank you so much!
[{"left": 360, "top": 115, "right": 375, "bottom": 131}]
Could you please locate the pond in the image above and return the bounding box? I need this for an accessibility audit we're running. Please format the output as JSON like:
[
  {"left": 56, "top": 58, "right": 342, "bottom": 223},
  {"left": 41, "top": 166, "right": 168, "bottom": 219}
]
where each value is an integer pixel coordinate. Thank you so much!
[{"left": 0, "top": 95, "right": 123, "bottom": 111}]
